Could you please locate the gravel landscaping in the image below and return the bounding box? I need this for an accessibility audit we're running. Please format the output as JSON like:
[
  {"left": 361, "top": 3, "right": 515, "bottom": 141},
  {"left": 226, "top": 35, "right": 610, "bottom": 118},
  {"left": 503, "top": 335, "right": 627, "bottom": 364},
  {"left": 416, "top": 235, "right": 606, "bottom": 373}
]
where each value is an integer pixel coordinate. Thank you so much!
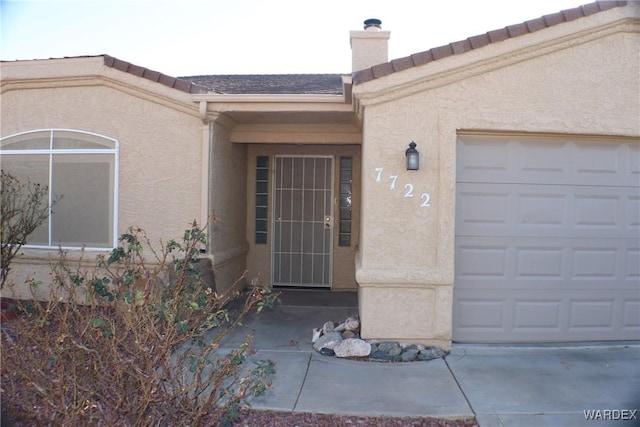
[{"left": 232, "top": 409, "right": 478, "bottom": 426}]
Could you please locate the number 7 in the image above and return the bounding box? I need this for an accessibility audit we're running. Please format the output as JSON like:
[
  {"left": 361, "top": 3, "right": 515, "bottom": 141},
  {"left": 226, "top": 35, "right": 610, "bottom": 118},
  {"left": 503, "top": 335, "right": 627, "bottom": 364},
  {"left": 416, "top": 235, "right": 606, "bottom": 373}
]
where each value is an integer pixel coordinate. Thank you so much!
[
  {"left": 375, "top": 167, "right": 383, "bottom": 182},
  {"left": 389, "top": 175, "right": 398, "bottom": 190}
]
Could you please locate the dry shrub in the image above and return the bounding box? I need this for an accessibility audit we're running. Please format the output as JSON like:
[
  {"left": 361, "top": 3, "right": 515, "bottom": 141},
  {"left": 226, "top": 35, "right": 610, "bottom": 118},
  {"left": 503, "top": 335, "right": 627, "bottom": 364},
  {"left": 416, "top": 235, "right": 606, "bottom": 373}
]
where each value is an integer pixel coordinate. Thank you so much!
[{"left": 1, "top": 222, "right": 278, "bottom": 426}]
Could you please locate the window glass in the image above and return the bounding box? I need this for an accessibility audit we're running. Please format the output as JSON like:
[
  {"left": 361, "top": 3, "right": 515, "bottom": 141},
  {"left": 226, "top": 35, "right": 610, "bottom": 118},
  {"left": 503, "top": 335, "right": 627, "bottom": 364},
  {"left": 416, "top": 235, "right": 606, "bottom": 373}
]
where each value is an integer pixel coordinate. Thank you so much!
[
  {"left": 339, "top": 156, "right": 352, "bottom": 246},
  {"left": 53, "top": 130, "right": 116, "bottom": 149},
  {"left": 0, "top": 130, "right": 118, "bottom": 249},
  {"left": 0, "top": 131, "right": 50, "bottom": 150},
  {"left": 1, "top": 154, "right": 51, "bottom": 245},
  {"left": 51, "top": 154, "right": 114, "bottom": 247},
  {"left": 255, "top": 156, "right": 269, "bottom": 244}
]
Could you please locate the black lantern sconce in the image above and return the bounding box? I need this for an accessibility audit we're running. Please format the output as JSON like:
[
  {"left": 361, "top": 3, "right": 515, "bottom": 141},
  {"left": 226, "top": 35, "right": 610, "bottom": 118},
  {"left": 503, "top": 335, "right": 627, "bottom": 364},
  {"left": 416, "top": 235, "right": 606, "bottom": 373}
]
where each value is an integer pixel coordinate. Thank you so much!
[{"left": 405, "top": 141, "right": 419, "bottom": 171}]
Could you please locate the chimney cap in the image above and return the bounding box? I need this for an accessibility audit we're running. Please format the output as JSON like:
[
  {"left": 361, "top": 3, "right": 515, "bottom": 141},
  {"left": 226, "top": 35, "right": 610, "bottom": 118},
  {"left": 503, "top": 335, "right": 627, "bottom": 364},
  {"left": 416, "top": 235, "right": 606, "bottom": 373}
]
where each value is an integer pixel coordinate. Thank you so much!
[{"left": 364, "top": 18, "right": 382, "bottom": 30}]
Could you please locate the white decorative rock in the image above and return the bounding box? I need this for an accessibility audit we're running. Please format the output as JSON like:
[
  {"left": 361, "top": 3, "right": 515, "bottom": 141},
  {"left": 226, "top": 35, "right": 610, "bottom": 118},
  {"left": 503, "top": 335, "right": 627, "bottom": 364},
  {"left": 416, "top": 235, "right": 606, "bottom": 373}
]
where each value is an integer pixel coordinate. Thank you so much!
[
  {"left": 312, "top": 331, "right": 342, "bottom": 352},
  {"left": 312, "top": 328, "right": 322, "bottom": 343},
  {"left": 344, "top": 316, "right": 360, "bottom": 332},
  {"left": 322, "top": 321, "right": 336, "bottom": 334},
  {"left": 334, "top": 338, "right": 371, "bottom": 358},
  {"left": 334, "top": 322, "right": 346, "bottom": 332},
  {"left": 341, "top": 330, "right": 358, "bottom": 339}
]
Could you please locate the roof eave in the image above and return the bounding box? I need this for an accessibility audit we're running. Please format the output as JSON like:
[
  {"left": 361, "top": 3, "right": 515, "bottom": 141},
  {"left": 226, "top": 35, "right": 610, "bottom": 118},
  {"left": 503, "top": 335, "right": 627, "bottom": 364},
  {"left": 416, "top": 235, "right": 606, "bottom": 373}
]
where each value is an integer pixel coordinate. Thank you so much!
[{"left": 192, "top": 93, "right": 347, "bottom": 103}]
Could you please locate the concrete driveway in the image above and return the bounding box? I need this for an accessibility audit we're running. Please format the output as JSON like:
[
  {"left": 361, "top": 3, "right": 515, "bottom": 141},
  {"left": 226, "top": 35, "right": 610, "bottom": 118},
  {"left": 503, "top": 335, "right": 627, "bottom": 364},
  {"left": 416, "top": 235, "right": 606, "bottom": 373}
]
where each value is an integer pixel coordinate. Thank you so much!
[{"left": 214, "top": 290, "right": 640, "bottom": 426}]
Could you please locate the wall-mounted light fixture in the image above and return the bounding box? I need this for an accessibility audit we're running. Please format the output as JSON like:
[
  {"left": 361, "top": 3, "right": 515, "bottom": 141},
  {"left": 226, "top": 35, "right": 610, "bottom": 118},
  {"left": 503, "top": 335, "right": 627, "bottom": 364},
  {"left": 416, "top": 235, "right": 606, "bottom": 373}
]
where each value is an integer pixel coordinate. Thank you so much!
[{"left": 405, "top": 141, "right": 419, "bottom": 171}]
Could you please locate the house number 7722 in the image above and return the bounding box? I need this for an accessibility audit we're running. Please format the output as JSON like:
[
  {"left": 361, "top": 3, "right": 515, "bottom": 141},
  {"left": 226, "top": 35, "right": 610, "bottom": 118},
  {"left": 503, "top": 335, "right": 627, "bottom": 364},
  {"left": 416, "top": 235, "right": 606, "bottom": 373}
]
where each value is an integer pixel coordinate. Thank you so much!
[{"left": 374, "top": 167, "right": 431, "bottom": 208}]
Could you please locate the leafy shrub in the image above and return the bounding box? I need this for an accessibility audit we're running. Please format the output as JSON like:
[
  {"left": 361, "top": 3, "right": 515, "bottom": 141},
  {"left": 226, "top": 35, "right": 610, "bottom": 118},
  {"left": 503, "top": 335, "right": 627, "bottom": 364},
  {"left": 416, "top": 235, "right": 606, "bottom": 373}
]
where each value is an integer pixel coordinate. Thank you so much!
[{"left": 1, "top": 222, "right": 278, "bottom": 425}]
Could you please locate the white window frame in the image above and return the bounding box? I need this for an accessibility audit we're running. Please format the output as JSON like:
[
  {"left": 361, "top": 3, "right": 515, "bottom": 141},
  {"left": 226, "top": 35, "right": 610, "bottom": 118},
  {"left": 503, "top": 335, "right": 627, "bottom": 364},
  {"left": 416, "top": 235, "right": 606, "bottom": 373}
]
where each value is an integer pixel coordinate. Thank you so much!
[{"left": 0, "top": 129, "right": 119, "bottom": 250}]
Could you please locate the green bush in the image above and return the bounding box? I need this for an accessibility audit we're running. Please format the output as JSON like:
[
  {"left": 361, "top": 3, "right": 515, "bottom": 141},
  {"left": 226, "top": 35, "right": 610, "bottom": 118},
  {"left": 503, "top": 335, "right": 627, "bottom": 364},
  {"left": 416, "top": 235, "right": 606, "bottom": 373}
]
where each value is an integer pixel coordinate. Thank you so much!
[{"left": 0, "top": 222, "right": 278, "bottom": 425}]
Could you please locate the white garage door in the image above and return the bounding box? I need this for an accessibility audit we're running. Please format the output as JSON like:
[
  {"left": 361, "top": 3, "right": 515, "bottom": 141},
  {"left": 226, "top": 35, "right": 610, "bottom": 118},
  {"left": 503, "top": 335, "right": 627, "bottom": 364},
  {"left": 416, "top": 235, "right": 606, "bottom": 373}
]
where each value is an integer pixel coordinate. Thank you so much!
[{"left": 453, "top": 134, "right": 640, "bottom": 343}]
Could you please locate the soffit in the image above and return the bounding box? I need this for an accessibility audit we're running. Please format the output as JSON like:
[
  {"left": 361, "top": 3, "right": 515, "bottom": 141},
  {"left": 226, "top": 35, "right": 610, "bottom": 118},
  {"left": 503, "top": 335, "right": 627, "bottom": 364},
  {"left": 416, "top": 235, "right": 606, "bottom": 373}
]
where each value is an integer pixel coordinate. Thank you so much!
[{"left": 222, "top": 110, "right": 356, "bottom": 125}]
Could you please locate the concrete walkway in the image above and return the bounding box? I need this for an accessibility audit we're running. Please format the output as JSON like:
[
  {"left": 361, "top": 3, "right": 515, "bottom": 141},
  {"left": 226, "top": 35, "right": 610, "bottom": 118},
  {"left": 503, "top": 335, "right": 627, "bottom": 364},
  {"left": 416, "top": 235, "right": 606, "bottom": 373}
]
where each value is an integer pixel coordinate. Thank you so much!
[{"left": 215, "top": 290, "right": 640, "bottom": 426}]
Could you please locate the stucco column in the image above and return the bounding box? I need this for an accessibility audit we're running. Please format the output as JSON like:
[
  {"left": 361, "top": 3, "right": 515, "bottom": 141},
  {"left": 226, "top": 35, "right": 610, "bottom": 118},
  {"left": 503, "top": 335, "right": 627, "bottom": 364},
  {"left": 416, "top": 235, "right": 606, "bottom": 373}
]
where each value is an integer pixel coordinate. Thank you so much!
[{"left": 356, "top": 107, "right": 454, "bottom": 350}]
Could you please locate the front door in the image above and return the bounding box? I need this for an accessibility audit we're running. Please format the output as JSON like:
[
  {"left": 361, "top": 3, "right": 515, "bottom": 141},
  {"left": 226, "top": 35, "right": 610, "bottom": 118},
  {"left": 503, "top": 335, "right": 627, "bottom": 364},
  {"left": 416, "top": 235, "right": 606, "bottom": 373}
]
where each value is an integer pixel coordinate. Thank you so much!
[{"left": 272, "top": 156, "right": 333, "bottom": 287}]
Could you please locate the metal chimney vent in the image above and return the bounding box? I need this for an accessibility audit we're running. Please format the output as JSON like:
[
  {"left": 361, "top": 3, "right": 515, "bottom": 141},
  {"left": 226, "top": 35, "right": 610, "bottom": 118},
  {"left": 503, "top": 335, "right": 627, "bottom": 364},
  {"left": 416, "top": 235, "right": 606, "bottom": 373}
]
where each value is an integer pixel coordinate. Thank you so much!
[{"left": 363, "top": 18, "right": 382, "bottom": 31}]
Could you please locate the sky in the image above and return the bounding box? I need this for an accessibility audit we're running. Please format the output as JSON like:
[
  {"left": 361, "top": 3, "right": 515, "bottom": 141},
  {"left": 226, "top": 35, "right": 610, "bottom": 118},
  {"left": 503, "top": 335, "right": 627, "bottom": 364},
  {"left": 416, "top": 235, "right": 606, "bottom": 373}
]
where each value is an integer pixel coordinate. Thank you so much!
[{"left": 1, "top": 0, "right": 591, "bottom": 77}]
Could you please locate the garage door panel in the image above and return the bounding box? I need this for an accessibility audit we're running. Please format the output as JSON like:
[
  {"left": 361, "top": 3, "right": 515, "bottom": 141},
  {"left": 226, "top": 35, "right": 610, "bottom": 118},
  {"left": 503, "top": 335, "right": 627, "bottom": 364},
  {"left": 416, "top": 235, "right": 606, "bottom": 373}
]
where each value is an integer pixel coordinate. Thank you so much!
[
  {"left": 455, "top": 297, "right": 508, "bottom": 331},
  {"left": 455, "top": 135, "right": 640, "bottom": 343},
  {"left": 630, "top": 144, "right": 640, "bottom": 174},
  {"left": 515, "top": 247, "right": 564, "bottom": 279},
  {"left": 457, "top": 183, "right": 638, "bottom": 238},
  {"left": 453, "top": 289, "right": 640, "bottom": 342},
  {"left": 458, "top": 136, "right": 637, "bottom": 186},
  {"left": 569, "top": 299, "right": 616, "bottom": 329},
  {"left": 456, "top": 236, "right": 638, "bottom": 287},
  {"left": 629, "top": 195, "right": 640, "bottom": 228},
  {"left": 572, "top": 247, "right": 618, "bottom": 279},
  {"left": 519, "top": 139, "right": 566, "bottom": 174},
  {"left": 456, "top": 189, "right": 511, "bottom": 226},
  {"left": 623, "top": 300, "right": 640, "bottom": 329},
  {"left": 573, "top": 141, "right": 621, "bottom": 176},
  {"left": 457, "top": 138, "right": 511, "bottom": 175},
  {"left": 627, "top": 249, "right": 640, "bottom": 279},
  {"left": 513, "top": 299, "right": 562, "bottom": 330}
]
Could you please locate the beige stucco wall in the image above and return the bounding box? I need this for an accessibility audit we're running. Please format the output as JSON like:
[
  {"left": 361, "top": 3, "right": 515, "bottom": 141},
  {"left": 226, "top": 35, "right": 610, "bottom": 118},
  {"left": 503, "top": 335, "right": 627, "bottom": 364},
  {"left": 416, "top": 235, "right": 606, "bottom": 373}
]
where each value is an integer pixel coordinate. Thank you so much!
[
  {"left": 245, "top": 143, "right": 361, "bottom": 291},
  {"left": 207, "top": 116, "right": 250, "bottom": 294},
  {"left": 353, "top": 5, "right": 640, "bottom": 348},
  {"left": 0, "top": 57, "right": 206, "bottom": 297}
]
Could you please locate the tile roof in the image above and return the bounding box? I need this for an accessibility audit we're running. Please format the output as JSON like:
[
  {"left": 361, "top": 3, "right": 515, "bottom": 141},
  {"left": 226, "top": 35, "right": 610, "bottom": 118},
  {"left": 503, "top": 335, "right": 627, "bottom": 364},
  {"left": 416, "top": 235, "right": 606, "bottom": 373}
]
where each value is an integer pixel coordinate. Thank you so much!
[
  {"left": 102, "top": 55, "right": 209, "bottom": 94},
  {"left": 352, "top": 0, "right": 629, "bottom": 85},
  {"left": 105, "top": 55, "right": 345, "bottom": 95},
  {"left": 180, "top": 74, "right": 345, "bottom": 95}
]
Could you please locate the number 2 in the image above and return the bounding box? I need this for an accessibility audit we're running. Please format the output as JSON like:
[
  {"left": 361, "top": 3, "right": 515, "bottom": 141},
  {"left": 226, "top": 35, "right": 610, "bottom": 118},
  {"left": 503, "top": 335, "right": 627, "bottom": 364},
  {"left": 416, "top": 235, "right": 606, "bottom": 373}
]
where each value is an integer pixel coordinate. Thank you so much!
[
  {"left": 421, "top": 193, "right": 431, "bottom": 207},
  {"left": 404, "top": 183, "right": 414, "bottom": 197}
]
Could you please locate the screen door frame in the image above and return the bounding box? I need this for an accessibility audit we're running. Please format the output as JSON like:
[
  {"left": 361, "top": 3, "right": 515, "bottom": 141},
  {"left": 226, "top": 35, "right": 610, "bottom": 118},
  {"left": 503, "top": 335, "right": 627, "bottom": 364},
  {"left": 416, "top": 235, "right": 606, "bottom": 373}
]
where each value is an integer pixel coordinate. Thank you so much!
[{"left": 271, "top": 155, "right": 334, "bottom": 288}]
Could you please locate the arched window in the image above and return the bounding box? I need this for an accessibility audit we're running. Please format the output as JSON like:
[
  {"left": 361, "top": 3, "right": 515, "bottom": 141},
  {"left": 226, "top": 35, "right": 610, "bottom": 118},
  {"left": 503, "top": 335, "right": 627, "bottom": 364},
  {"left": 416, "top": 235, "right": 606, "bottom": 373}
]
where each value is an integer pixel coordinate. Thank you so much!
[{"left": 0, "top": 129, "right": 119, "bottom": 249}]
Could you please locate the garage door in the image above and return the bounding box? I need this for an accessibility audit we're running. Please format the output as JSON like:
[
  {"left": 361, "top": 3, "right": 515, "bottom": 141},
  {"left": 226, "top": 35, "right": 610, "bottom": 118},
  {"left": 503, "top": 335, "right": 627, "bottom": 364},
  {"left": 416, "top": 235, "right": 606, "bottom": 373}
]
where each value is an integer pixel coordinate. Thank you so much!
[{"left": 453, "top": 134, "right": 640, "bottom": 343}]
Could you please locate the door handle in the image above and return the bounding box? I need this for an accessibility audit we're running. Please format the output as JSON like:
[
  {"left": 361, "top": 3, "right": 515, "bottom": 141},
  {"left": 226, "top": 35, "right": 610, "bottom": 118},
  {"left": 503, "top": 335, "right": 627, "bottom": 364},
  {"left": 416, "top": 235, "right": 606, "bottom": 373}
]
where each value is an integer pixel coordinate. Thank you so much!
[{"left": 324, "top": 216, "right": 332, "bottom": 229}]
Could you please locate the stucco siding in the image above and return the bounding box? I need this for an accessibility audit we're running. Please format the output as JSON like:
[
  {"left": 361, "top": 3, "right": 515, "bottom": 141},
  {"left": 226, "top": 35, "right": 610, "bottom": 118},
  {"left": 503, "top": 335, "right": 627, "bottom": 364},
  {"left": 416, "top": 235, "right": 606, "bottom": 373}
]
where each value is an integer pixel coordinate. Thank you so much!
[
  {"left": 354, "top": 10, "right": 639, "bottom": 347},
  {"left": 208, "top": 119, "right": 249, "bottom": 294},
  {"left": 1, "top": 65, "right": 205, "bottom": 294}
]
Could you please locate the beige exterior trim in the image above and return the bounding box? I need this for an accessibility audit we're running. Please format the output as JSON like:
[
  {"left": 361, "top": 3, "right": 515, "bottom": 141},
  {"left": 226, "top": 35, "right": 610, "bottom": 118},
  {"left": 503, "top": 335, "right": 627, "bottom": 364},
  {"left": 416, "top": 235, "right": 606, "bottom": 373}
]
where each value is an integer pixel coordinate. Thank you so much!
[
  {"left": 457, "top": 129, "right": 640, "bottom": 141},
  {"left": 200, "top": 123, "right": 212, "bottom": 226},
  {"left": 230, "top": 124, "right": 361, "bottom": 144},
  {"left": 2, "top": 59, "right": 200, "bottom": 118}
]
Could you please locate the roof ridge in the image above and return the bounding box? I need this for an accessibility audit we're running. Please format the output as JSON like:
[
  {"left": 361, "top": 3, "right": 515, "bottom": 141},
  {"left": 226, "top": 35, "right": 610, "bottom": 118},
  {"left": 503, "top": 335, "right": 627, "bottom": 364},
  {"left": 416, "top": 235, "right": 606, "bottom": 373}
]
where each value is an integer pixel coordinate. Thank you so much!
[{"left": 353, "top": 0, "right": 628, "bottom": 85}]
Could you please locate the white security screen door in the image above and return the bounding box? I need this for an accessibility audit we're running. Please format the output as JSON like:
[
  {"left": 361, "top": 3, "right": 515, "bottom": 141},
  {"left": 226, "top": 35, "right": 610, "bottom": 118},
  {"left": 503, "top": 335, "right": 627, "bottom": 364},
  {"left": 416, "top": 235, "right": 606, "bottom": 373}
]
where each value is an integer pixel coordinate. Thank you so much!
[{"left": 273, "top": 156, "right": 333, "bottom": 287}]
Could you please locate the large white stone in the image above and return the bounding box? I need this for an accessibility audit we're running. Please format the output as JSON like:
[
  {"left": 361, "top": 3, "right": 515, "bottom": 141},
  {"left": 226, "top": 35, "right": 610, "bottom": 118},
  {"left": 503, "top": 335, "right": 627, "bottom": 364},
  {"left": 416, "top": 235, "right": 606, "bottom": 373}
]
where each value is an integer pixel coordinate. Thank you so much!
[{"left": 333, "top": 338, "right": 371, "bottom": 358}]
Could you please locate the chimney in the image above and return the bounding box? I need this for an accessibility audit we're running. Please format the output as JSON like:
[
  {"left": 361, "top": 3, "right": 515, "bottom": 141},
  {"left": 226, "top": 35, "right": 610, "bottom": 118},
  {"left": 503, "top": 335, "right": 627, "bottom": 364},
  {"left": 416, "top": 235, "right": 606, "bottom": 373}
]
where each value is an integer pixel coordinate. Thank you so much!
[{"left": 350, "top": 18, "right": 390, "bottom": 72}]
